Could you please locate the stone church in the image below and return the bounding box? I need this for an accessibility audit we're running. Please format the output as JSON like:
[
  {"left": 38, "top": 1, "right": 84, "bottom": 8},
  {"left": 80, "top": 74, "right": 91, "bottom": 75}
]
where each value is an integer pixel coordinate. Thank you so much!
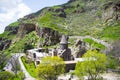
[{"left": 53, "top": 35, "right": 74, "bottom": 61}]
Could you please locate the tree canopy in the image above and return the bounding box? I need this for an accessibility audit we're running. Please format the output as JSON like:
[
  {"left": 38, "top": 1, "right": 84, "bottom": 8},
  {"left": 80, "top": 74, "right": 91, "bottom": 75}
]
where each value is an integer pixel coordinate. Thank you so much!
[
  {"left": 0, "top": 71, "right": 24, "bottom": 80},
  {"left": 0, "top": 71, "right": 14, "bottom": 80},
  {"left": 75, "top": 50, "right": 108, "bottom": 80},
  {"left": 36, "top": 56, "right": 65, "bottom": 80}
]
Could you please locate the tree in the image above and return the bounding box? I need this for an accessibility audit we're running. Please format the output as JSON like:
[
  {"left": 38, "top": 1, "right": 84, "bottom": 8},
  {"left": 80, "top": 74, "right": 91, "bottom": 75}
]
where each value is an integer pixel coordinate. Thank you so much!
[
  {"left": 0, "top": 71, "right": 24, "bottom": 80},
  {"left": 0, "top": 71, "right": 14, "bottom": 80},
  {"left": 36, "top": 56, "right": 65, "bottom": 80},
  {"left": 0, "top": 53, "right": 9, "bottom": 69},
  {"left": 24, "top": 43, "right": 34, "bottom": 52},
  {"left": 75, "top": 50, "right": 108, "bottom": 80},
  {"left": 107, "top": 55, "right": 120, "bottom": 69}
]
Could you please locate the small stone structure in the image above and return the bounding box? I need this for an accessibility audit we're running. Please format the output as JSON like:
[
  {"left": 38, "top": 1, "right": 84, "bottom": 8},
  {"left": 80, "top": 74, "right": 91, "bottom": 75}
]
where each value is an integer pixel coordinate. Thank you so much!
[
  {"left": 27, "top": 48, "right": 48, "bottom": 66},
  {"left": 73, "top": 39, "right": 86, "bottom": 58}
]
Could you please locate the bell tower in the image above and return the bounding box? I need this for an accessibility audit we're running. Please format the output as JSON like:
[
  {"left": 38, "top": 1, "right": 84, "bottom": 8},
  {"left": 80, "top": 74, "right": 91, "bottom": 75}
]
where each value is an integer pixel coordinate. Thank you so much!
[{"left": 60, "top": 35, "right": 68, "bottom": 50}]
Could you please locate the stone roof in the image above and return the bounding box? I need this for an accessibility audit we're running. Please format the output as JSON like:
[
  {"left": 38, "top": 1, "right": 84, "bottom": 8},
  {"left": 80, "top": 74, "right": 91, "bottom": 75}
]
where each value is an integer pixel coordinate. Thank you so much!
[{"left": 60, "top": 35, "right": 68, "bottom": 44}]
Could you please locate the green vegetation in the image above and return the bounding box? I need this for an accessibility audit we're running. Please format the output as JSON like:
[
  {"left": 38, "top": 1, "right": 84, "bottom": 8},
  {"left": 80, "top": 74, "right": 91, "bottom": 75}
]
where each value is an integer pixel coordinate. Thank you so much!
[
  {"left": 37, "top": 12, "right": 68, "bottom": 34},
  {"left": 36, "top": 56, "right": 65, "bottom": 80},
  {"left": 0, "top": 31, "right": 17, "bottom": 41},
  {"left": 83, "top": 38, "right": 106, "bottom": 49},
  {"left": 100, "top": 22, "right": 120, "bottom": 40},
  {"left": 0, "top": 71, "right": 14, "bottom": 80},
  {"left": 0, "top": 53, "right": 9, "bottom": 69},
  {"left": 52, "top": 5, "right": 62, "bottom": 9},
  {"left": 9, "top": 21, "right": 19, "bottom": 27},
  {"left": 0, "top": 31, "right": 9, "bottom": 38},
  {"left": 21, "top": 56, "right": 36, "bottom": 77},
  {"left": 68, "top": 38, "right": 75, "bottom": 47},
  {"left": 0, "top": 31, "right": 16, "bottom": 39},
  {"left": 75, "top": 50, "right": 108, "bottom": 80},
  {"left": 0, "top": 71, "right": 24, "bottom": 80},
  {"left": 13, "top": 72, "right": 24, "bottom": 80},
  {"left": 107, "top": 55, "right": 120, "bottom": 69},
  {"left": 7, "top": 31, "right": 39, "bottom": 53}
]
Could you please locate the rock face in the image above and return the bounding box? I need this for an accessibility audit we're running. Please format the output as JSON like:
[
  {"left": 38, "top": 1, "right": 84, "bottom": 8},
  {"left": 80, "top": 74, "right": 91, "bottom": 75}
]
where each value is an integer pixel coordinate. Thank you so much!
[
  {"left": 15, "top": 22, "right": 61, "bottom": 46},
  {"left": 73, "top": 39, "right": 87, "bottom": 58},
  {"left": 0, "top": 21, "right": 61, "bottom": 51},
  {"left": 110, "top": 40, "right": 120, "bottom": 57},
  {"left": 5, "top": 26, "right": 19, "bottom": 35},
  {"left": 16, "top": 23, "right": 36, "bottom": 40},
  {"left": 103, "top": 1, "right": 120, "bottom": 23},
  {"left": 0, "top": 38, "right": 11, "bottom": 51},
  {"left": 54, "top": 8, "right": 66, "bottom": 18},
  {"left": 36, "top": 27, "right": 61, "bottom": 46}
]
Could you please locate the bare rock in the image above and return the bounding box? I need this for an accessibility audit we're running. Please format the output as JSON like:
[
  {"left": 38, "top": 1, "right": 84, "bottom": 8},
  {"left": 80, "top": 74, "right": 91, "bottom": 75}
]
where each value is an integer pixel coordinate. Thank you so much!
[
  {"left": 36, "top": 27, "right": 61, "bottom": 46},
  {"left": 16, "top": 23, "right": 36, "bottom": 40},
  {"left": 73, "top": 39, "right": 87, "bottom": 58},
  {"left": 103, "top": 1, "right": 120, "bottom": 23},
  {"left": 0, "top": 39, "right": 11, "bottom": 51},
  {"left": 5, "top": 26, "right": 19, "bottom": 35}
]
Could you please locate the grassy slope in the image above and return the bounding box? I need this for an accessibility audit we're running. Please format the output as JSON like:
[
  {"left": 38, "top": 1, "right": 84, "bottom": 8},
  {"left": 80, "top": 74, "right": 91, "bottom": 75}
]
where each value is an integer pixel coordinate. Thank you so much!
[
  {"left": 8, "top": 21, "right": 19, "bottom": 27},
  {"left": 100, "top": 22, "right": 120, "bottom": 41},
  {"left": 83, "top": 38, "right": 106, "bottom": 49},
  {"left": 22, "top": 0, "right": 120, "bottom": 37},
  {"left": 5, "top": 31, "right": 39, "bottom": 53}
]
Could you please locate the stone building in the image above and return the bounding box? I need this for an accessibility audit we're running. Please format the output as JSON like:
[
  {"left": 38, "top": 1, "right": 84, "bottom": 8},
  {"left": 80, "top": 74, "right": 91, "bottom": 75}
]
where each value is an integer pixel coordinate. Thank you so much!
[
  {"left": 26, "top": 48, "right": 48, "bottom": 66},
  {"left": 57, "top": 35, "right": 74, "bottom": 61}
]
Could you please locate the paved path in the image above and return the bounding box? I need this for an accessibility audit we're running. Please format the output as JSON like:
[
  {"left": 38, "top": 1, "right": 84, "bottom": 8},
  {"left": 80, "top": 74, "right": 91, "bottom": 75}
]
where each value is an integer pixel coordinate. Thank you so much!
[
  {"left": 58, "top": 73, "right": 120, "bottom": 80},
  {"left": 102, "top": 73, "right": 120, "bottom": 80},
  {"left": 18, "top": 53, "right": 36, "bottom": 80}
]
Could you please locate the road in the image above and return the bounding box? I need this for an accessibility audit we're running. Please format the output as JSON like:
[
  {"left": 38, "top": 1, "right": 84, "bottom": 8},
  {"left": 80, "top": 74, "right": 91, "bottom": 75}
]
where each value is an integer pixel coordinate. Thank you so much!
[
  {"left": 3, "top": 54, "right": 20, "bottom": 73},
  {"left": 18, "top": 53, "right": 36, "bottom": 80},
  {"left": 4, "top": 53, "right": 36, "bottom": 80}
]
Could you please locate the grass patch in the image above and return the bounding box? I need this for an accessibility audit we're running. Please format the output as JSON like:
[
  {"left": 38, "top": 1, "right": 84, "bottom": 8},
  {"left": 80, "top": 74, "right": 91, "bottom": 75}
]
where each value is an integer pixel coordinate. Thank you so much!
[
  {"left": 21, "top": 56, "right": 36, "bottom": 78},
  {"left": 8, "top": 21, "right": 19, "bottom": 27},
  {"left": 7, "top": 31, "right": 39, "bottom": 53},
  {"left": 0, "top": 31, "right": 16, "bottom": 40},
  {"left": 68, "top": 38, "right": 75, "bottom": 47},
  {"left": 52, "top": 5, "right": 62, "bottom": 9},
  {"left": 38, "top": 12, "right": 68, "bottom": 35},
  {"left": 100, "top": 23, "right": 120, "bottom": 40},
  {"left": 0, "top": 31, "right": 10, "bottom": 38},
  {"left": 83, "top": 38, "right": 106, "bottom": 49}
]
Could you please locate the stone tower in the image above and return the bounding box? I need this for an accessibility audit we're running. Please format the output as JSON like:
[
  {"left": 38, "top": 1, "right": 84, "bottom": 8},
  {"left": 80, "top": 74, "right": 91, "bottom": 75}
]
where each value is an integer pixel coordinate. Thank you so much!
[
  {"left": 60, "top": 35, "right": 68, "bottom": 50},
  {"left": 58, "top": 35, "right": 73, "bottom": 61}
]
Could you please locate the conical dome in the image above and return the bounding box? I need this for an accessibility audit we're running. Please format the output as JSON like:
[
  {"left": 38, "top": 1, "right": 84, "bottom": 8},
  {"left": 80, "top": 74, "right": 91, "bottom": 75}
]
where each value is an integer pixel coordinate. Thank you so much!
[{"left": 60, "top": 35, "right": 68, "bottom": 44}]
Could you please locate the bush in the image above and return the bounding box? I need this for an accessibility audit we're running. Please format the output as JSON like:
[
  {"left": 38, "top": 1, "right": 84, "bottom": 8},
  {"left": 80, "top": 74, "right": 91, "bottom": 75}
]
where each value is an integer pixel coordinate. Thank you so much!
[{"left": 0, "top": 71, "right": 14, "bottom": 80}]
